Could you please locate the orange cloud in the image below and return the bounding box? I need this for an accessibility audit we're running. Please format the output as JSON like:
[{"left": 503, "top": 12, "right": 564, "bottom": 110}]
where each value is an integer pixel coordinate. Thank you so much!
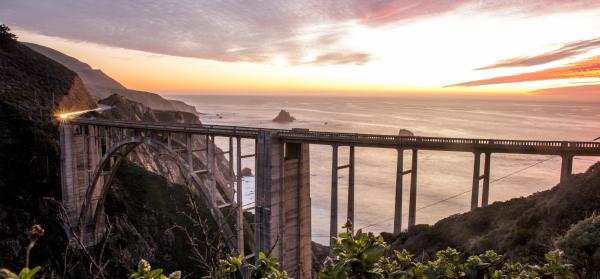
[
  {"left": 475, "top": 37, "right": 600, "bottom": 70},
  {"left": 447, "top": 56, "right": 600, "bottom": 87},
  {"left": 533, "top": 84, "right": 600, "bottom": 96}
]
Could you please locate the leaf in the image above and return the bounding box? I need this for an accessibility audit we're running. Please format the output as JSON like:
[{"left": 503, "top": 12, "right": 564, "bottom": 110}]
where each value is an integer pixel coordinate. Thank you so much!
[
  {"left": 145, "top": 269, "right": 164, "bottom": 279},
  {"left": 364, "top": 245, "right": 385, "bottom": 264},
  {"left": 339, "top": 232, "right": 350, "bottom": 238}
]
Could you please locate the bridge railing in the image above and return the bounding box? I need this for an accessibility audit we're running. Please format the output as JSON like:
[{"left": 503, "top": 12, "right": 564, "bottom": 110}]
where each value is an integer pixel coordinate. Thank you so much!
[
  {"left": 70, "top": 118, "right": 600, "bottom": 154},
  {"left": 279, "top": 130, "right": 600, "bottom": 153}
]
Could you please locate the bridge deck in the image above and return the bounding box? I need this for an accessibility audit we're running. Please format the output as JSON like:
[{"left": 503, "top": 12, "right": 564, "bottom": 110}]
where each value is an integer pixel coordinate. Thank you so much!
[{"left": 71, "top": 118, "right": 600, "bottom": 156}]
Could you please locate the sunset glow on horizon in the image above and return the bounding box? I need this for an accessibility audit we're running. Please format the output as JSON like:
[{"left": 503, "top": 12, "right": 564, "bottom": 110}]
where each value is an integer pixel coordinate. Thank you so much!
[{"left": 3, "top": 1, "right": 600, "bottom": 98}]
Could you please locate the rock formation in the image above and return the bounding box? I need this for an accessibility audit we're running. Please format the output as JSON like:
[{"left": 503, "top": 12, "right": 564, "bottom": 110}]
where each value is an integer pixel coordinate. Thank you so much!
[
  {"left": 98, "top": 94, "right": 235, "bottom": 202},
  {"left": 272, "top": 109, "right": 296, "bottom": 123},
  {"left": 398, "top": 129, "right": 415, "bottom": 137},
  {"left": 24, "top": 43, "right": 198, "bottom": 114},
  {"left": 241, "top": 167, "right": 253, "bottom": 176}
]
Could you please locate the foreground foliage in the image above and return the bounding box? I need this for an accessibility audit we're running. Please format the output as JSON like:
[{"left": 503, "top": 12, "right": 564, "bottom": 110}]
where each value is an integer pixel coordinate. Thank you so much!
[
  {"left": 555, "top": 214, "right": 600, "bottom": 279},
  {"left": 318, "top": 223, "right": 572, "bottom": 278},
  {"left": 222, "top": 252, "right": 290, "bottom": 279},
  {"left": 0, "top": 225, "right": 45, "bottom": 279}
]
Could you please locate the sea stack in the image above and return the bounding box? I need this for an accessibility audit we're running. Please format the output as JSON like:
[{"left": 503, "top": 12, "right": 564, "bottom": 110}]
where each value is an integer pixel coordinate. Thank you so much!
[
  {"left": 272, "top": 109, "right": 296, "bottom": 123},
  {"left": 241, "top": 167, "right": 253, "bottom": 176},
  {"left": 398, "top": 129, "right": 414, "bottom": 137}
]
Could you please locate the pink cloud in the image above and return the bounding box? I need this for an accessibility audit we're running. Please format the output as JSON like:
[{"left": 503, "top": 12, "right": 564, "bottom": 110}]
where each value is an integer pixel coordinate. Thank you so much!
[
  {"left": 355, "top": 0, "right": 600, "bottom": 26},
  {"left": 533, "top": 84, "right": 600, "bottom": 96},
  {"left": 476, "top": 37, "right": 600, "bottom": 70},
  {"left": 447, "top": 56, "right": 600, "bottom": 87}
]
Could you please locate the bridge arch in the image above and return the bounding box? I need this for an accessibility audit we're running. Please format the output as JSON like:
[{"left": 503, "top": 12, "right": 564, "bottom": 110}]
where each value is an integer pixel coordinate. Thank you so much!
[{"left": 78, "top": 135, "right": 237, "bottom": 251}]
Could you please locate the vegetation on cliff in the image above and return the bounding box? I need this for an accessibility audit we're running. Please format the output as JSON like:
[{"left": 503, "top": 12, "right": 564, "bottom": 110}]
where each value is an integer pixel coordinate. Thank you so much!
[
  {"left": 0, "top": 27, "right": 226, "bottom": 278},
  {"left": 392, "top": 162, "right": 600, "bottom": 264},
  {"left": 0, "top": 25, "right": 94, "bottom": 274}
]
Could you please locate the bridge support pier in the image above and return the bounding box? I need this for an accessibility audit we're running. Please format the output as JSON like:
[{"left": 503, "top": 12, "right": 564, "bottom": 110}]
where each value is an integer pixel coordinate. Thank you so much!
[
  {"left": 481, "top": 153, "right": 491, "bottom": 206},
  {"left": 393, "top": 149, "right": 404, "bottom": 234},
  {"left": 347, "top": 146, "right": 355, "bottom": 231},
  {"left": 394, "top": 148, "right": 420, "bottom": 233},
  {"left": 560, "top": 154, "right": 573, "bottom": 183},
  {"left": 471, "top": 152, "right": 481, "bottom": 209},
  {"left": 256, "top": 132, "right": 312, "bottom": 278},
  {"left": 60, "top": 124, "right": 106, "bottom": 245},
  {"left": 471, "top": 152, "right": 492, "bottom": 209},
  {"left": 235, "top": 137, "right": 244, "bottom": 256},
  {"left": 330, "top": 145, "right": 338, "bottom": 251},
  {"left": 407, "top": 149, "right": 418, "bottom": 229}
]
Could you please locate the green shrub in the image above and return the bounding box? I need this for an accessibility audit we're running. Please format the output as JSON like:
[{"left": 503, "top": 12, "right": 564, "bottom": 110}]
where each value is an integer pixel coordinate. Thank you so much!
[
  {"left": 0, "top": 225, "right": 45, "bottom": 279},
  {"left": 556, "top": 214, "right": 600, "bottom": 279},
  {"left": 128, "top": 259, "right": 181, "bottom": 279},
  {"left": 0, "top": 24, "right": 18, "bottom": 51},
  {"left": 222, "top": 252, "right": 290, "bottom": 279},
  {"left": 316, "top": 224, "right": 571, "bottom": 279}
]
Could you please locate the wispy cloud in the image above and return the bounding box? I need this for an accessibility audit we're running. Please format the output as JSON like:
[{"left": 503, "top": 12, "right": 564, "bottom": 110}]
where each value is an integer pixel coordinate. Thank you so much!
[
  {"left": 0, "top": 0, "right": 367, "bottom": 65},
  {"left": 533, "top": 84, "right": 600, "bottom": 96},
  {"left": 475, "top": 37, "right": 600, "bottom": 70},
  {"left": 447, "top": 56, "right": 600, "bottom": 87},
  {"left": 306, "top": 51, "right": 373, "bottom": 66},
  {"left": 354, "top": 0, "right": 600, "bottom": 26},
  {"left": 1, "top": 0, "right": 600, "bottom": 65}
]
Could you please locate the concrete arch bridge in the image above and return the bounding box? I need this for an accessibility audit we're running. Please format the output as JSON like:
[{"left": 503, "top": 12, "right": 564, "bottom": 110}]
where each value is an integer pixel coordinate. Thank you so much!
[{"left": 60, "top": 118, "right": 600, "bottom": 278}]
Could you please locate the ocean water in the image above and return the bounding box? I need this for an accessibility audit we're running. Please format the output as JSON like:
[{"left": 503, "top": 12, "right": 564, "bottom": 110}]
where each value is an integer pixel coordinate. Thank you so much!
[{"left": 168, "top": 94, "right": 600, "bottom": 243}]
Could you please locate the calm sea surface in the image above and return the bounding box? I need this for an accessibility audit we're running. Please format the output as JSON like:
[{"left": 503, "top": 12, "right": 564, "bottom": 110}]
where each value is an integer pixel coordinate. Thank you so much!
[{"left": 167, "top": 94, "right": 600, "bottom": 243}]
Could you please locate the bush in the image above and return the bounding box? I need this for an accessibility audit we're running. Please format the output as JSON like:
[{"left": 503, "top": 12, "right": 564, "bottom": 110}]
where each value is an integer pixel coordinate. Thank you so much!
[
  {"left": 317, "top": 224, "right": 572, "bottom": 279},
  {"left": 0, "top": 24, "right": 18, "bottom": 51},
  {"left": 0, "top": 225, "right": 45, "bottom": 279},
  {"left": 556, "top": 214, "right": 600, "bottom": 279}
]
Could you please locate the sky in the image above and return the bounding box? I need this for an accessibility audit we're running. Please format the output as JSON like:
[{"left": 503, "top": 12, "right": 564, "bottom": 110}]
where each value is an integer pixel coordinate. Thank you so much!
[{"left": 1, "top": 0, "right": 600, "bottom": 97}]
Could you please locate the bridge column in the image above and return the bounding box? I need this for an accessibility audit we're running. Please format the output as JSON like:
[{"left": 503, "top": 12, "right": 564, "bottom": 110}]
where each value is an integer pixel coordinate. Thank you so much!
[
  {"left": 481, "top": 153, "right": 491, "bottom": 206},
  {"left": 347, "top": 145, "right": 355, "bottom": 231},
  {"left": 282, "top": 142, "right": 311, "bottom": 278},
  {"left": 208, "top": 135, "right": 216, "bottom": 205},
  {"left": 393, "top": 148, "right": 405, "bottom": 234},
  {"left": 330, "top": 145, "right": 338, "bottom": 252},
  {"left": 60, "top": 123, "right": 106, "bottom": 246},
  {"left": 236, "top": 137, "right": 244, "bottom": 256},
  {"left": 471, "top": 152, "right": 481, "bottom": 209},
  {"left": 60, "top": 124, "right": 77, "bottom": 225},
  {"left": 229, "top": 137, "right": 234, "bottom": 176},
  {"left": 255, "top": 131, "right": 281, "bottom": 258},
  {"left": 407, "top": 149, "right": 418, "bottom": 229},
  {"left": 256, "top": 133, "right": 311, "bottom": 278},
  {"left": 560, "top": 154, "right": 573, "bottom": 182}
]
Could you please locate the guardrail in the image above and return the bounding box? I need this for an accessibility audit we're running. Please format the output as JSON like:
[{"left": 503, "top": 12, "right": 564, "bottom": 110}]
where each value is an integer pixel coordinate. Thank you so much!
[{"left": 70, "top": 118, "right": 600, "bottom": 155}]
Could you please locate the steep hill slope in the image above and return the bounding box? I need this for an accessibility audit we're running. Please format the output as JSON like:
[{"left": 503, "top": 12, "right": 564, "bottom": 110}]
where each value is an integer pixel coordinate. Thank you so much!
[
  {"left": 0, "top": 32, "right": 95, "bottom": 273},
  {"left": 24, "top": 42, "right": 198, "bottom": 114},
  {"left": 0, "top": 30, "right": 224, "bottom": 277},
  {"left": 392, "top": 162, "right": 600, "bottom": 263}
]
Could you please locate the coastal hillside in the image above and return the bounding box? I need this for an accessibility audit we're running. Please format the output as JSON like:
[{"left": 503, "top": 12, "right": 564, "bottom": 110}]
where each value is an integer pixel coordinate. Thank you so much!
[
  {"left": 24, "top": 42, "right": 198, "bottom": 114},
  {"left": 0, "top": 29, "right": 227, "bottom": 277},
  {"left": 0, "top": 29, "right": 95, "bottom": 273},
  {"left": 393, "top": 162, "right": 600, "bottom": 262}
]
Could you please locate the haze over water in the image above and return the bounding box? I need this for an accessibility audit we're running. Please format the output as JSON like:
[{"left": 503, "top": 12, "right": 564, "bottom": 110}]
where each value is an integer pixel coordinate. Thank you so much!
[{"left": 171, "top": 94, "right": 600, "bottom": 244}]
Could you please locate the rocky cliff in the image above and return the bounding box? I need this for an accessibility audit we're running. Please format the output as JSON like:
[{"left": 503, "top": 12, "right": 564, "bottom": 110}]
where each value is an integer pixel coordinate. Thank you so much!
[
  {"left": 24, "top": 43, "right": 198, "bottom": 114},
  {"left": 97, "top": 93, "right": 236, "bottom": 202},
  {"left": 0, "top": 31, "right": 232, "bottom": 277},
  {"left": 0, "top": 34, "right": 96, "bottom": 274}
]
